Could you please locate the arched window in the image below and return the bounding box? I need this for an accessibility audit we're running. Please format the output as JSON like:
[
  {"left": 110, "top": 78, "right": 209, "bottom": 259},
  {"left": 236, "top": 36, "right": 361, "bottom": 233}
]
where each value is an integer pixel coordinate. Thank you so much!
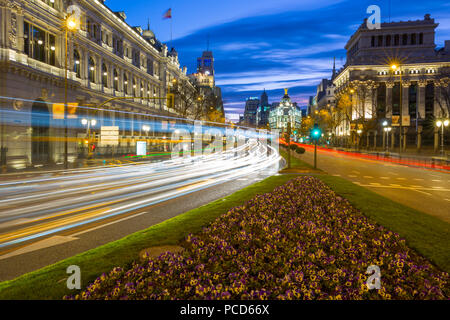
[
  {"left": 88, "top": 57, "right": 96, "bottom": 83},
  {"left": 124, "top": 73, "right": 129, "bottom": 94},
  {"left": 113, "top": 69, "right": 119, "bottom": 91},
  {"left": 102, "top": 63, "right": 108, "bottom": 87},
  {"left": 73, "top": 50, "right": 81, "bottom": 78}
]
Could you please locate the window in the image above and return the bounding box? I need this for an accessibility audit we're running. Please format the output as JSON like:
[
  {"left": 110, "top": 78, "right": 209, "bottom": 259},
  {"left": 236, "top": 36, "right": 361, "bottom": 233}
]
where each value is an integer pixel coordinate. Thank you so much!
[
  {"left": 88, "top": 57, "right": 96, "bottom": 83},
  {"left": 147, "top": 58, "right": 153, "bottom": 75},
  {"left": 386, "top": 35, "right": 391, "bottom": 47},
  {"left": 113, "top": 69, "right": 119, "bottom": 91},
  {"left": 23, "top": 22, "right": 56, "bottom": 66},
  {"left": 132, "top": 49, "right": 140, "bottom": 67},
  {"left": 402, "top": 34, "right": 408, "bottom": 45},
  {"left": 102, "top": 64, "right": 108, "bottom": 87},
  {"left": 394, "top": 34, "right": 399, "bottom": 46},
  {"left": 409, "top": 83, "right": 417, "bottom": 118},
  {"left": 371, "top": 36, "right": 375, "bottom": 47},
  {"left": 73, "top": 50, "right": 81, "bottom": 78},
  {"left": 419, "top": 33, "right": 423, "bottom": 45},
  {"left": 411, "top": 33, "right": 416, "bottom": 45},
  {"left": 378, "top": 35, "right": 383, "bottom": 47},
  {"left": 392, "top": 83, "right": 401, "bottom": 115},
  {"left": 425, "top": 83, "right": 434, "bottom": 116}
]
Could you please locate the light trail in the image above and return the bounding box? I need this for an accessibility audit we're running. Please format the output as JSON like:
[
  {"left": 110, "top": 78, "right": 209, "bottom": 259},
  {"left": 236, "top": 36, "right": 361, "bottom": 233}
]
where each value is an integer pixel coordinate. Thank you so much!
[{"left": 0, "top": 139, "right": 281, "bottom": 250}]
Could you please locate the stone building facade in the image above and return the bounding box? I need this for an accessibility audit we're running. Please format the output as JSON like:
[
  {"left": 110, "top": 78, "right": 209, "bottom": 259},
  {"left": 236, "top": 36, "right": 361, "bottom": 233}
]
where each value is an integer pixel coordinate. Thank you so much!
[
  {"left": 0, "top": 0, "right": 192, "bottom": 169},
  {"left": 332, "top": 14, "right": 450, "bottom": 151}
]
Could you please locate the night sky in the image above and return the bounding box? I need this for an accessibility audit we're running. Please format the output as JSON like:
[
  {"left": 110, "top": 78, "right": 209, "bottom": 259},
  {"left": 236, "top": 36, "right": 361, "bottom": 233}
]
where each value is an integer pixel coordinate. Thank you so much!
[{"left": 105, "top": 0, "right": 450, "bottom": 121}]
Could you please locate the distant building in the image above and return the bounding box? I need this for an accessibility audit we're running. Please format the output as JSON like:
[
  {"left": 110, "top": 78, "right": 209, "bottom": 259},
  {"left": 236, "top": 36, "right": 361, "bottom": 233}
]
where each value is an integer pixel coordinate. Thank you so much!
[
  {"left": 333, "top": 14, "right": 450, "bottom": 150},
  {"left": 269, "top": 89, "right": 302, "bottom": 131},
  {"left": 188, "top": 51, "right": 224, "bottom": 120},
  {"left": 256, "top": 90, "right": 271, "bottom": 128},
  {"left": 243, "top": 97, "right": 260, "bottom": 127}
]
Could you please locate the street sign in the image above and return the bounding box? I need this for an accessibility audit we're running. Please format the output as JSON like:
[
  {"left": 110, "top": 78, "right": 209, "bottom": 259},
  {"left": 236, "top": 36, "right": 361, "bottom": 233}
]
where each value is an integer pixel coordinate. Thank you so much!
[
  {"left": 402, "top": 115, "right": 411, "bottom": 126},
  {"left": 136, "top": 141, "right": 147, "bottom": 156},
  {"left": 100, "top": 126, "right": 119, "bottom": 147},
  {"left": 392, "top": 116, "right": 400, "bottom": 127}
]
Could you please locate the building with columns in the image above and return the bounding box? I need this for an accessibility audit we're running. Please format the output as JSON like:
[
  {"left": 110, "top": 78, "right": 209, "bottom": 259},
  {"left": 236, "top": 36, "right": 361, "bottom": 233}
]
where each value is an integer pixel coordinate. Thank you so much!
[
  {"left": 332, "top": 14, "right": 450, "bottom": 152},
  {"left": 0, "top": 0, "right": 193, "bottom": 169}
]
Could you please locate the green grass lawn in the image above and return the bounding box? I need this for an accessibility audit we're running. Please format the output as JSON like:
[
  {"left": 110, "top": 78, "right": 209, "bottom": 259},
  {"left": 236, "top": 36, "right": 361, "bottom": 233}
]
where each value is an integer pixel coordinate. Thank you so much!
[{"left": 0, "top": 174, "right": 298, "bottom": 300}]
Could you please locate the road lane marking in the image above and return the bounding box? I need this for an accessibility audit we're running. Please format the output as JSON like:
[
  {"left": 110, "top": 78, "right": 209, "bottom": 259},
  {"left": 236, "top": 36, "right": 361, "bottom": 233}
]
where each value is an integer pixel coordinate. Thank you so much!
[
  {"left": 414, "top": 179, "right": 424, "bottom": 181},
  {"left": 349, "top": 175, "right": 358, "bottom": 178},
  {"left": 363, "top": 176, "right": 374, "bottom": 179},
  {"left": 0, "top": 235, "right": 78, "bottom": 260},
  {"left": 396, "top": 178, "right": 407, "bottom": 181},
  {"left": 0, "top": 208, "right": 110, "bottom": 243},
  {"left": 389, "top": 184, "right": 402, "bottom": 187},
  {"left": 432, "top": 180, "right": 442, "bottom": 182},
  {"left": 70, "top": 211, "right": 148, "bottom": 237},
  {"left": 381, "top": 177, "right": 390, "bottom": 180}
]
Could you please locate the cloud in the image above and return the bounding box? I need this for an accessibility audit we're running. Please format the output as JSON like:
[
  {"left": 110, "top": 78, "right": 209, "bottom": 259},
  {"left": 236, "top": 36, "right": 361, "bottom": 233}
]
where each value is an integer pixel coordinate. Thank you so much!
[{"left": 169, "top": 0, "right": 450, "bottom": 120}]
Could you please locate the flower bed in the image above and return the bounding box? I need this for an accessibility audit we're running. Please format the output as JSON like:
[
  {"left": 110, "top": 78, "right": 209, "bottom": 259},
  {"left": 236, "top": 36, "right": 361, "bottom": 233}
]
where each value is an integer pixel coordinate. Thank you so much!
[{"left": 67, "top": 176, "right": 449, "bottom": 300}]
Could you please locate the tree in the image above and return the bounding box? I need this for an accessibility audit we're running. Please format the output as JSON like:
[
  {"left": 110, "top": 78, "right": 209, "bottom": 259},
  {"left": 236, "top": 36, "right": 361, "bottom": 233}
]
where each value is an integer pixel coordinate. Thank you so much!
[{"left": 170, "top": 79, "right": 205, "bottom": 120}]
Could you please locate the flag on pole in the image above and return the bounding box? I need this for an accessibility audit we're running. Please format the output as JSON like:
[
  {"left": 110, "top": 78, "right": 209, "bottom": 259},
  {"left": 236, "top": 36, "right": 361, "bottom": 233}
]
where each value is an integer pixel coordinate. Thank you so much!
[{"left": 163, "top": 8, "right": 172, "bottom": 19}]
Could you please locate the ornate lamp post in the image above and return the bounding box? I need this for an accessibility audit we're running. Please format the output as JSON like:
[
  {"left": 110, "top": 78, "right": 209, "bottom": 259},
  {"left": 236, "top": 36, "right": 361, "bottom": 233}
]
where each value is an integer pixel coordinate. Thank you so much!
[{"left": 64, "top": 14, "right": 79, "bottom": 168}]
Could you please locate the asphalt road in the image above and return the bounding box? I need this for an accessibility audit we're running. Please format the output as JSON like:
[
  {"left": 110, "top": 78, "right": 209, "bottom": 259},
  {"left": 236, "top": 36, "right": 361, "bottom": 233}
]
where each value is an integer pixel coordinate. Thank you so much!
[
  {"left": 300, "top": 146, "right": 450, "bottom": 223},
  {"left": 0, "top": 140, "right": 281, "bottom": 281}
]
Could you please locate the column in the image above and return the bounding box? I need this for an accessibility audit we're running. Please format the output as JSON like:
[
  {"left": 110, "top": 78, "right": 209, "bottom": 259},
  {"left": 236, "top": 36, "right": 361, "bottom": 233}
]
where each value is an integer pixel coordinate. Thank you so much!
[
  {"left": 402, "top": 83, "right": 410, "bottom": 151},
  {"left": 417, "top": 80, "right": 426, "bottom": 150}
]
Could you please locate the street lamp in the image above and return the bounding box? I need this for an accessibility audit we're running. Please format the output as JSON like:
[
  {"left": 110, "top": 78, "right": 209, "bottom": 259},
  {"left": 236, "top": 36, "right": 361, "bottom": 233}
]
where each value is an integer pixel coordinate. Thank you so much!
[
  {"left": 384, "top": 126, "right": 392, "bottom": 153},
  {"left": 436, "top": 119, "right": 449, "bottom": 156},
  {"left": 390, "top": 62, "right": 404, "bottom": 154},
  {"left": 81, "top": 118, "right": 97, "bottom": 158},
  {"left": 64, "top": 13, "right": 79, "bottom": 168},
  {"left": 142, "top": 125, "right": 151, "bottom": 136}
]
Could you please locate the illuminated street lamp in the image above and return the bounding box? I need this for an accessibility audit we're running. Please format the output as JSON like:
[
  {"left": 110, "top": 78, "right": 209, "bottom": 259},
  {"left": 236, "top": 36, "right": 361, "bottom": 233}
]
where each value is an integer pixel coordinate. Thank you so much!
[
  {"left": 64, "top": 13, "right": 79, "bottom": 168},
  {"left": 436, "top": 119, "right": 450, "bottom": 156},
  {"left": 390, "top": 62, "right": 404, "bottom": 154},
  {"left": 142, "top": 125, "right": 151, "bottom": 136},
  {"left": 384, "top": 126, "right": 392, "bottom": 153}
]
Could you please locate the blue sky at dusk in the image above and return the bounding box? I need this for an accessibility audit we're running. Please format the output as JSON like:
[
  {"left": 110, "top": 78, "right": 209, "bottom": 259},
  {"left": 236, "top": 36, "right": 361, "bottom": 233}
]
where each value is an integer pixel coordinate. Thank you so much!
[{"left": 105, "top": 0, "right": 450, "bottom": 121}]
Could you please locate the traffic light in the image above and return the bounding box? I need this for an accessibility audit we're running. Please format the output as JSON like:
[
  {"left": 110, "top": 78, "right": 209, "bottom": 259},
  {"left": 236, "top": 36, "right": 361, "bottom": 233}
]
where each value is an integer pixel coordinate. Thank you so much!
[
  {"left": 167, "top": 93, "right": 175, "bottom": 109},
  {"left": 311, "top": 123, "right": 322, "bottom": 140}
]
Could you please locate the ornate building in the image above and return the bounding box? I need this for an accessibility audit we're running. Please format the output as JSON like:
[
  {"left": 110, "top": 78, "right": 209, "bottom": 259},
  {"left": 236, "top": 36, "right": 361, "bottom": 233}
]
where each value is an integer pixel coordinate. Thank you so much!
[
  {"left": 332, "top": 14, "right": 450, "bottom": 151},
  {"left": 0, "top": 0, "right": 192, "bottom": 168},
  {"left": 269, "top": 89, "right": 302, "bottom": 132}
]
